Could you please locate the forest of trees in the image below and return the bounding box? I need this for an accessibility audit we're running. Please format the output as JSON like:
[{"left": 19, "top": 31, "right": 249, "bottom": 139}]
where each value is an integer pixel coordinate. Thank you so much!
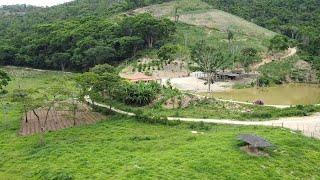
[{"left": 0, "top": 0, "right": 174, "bottom": 71}]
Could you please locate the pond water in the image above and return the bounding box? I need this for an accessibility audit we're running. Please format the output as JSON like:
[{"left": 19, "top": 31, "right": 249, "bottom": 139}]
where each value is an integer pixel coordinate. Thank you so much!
[{"left": 210, "top": 84, "right": 320, "bottom": 105}]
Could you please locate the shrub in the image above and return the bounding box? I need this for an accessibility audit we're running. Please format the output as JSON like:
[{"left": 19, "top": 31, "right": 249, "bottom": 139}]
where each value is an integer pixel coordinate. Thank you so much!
[
  {"left": 90, "top": 64, "right": 116, "bottom": 75},
  {"left": 122, "top": 82, "right": 161, "bottom": 106},
  {"left": 244, "top": 112, "right": 272, "bottom": 119},
  {"left": 189, "top": 121, "right": 211, "bottom": 131},
  {"left": 158, "top": 44, "right": 180, "bottom": 61}
]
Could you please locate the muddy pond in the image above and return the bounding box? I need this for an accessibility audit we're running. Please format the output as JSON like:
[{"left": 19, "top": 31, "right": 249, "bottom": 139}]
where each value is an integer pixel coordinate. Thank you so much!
[{"left": 210, "top": 84, "right": 320, "bottom": 105}]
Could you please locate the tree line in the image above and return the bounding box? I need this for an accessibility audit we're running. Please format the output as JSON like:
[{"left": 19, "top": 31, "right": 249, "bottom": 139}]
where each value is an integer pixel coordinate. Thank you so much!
[{"left": 0, "top": 13, "right": 175, "bottom": 71}]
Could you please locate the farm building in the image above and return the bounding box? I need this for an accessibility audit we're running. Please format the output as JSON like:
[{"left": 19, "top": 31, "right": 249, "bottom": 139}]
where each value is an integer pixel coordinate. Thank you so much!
[
  {"left": 217, "top": 72, "right": 240, "bottom": 80},
  {"left": 191, "top": 71, "right": 242, "bottom": 81}
]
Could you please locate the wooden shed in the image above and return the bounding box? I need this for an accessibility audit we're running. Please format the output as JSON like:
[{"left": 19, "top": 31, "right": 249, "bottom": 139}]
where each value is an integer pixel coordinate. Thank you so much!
[{"left": 238, "top": 134, "right": 273, "bottom": 155}]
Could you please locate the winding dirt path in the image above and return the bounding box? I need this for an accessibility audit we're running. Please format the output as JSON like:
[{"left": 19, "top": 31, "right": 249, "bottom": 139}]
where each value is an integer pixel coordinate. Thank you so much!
[
  {"left": 253, "top": 47, "right": 297, "bottom": 70},
  {"left": 84, "top": 96, "right": 320, "bottom": 139}
]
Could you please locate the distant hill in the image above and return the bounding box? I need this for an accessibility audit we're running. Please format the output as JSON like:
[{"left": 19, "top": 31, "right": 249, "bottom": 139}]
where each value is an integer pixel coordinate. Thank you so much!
[
  {"left": 133, "top": 0, "right": 275, "bottom": 53},
  {"left": 201, "top": 0, "right": 320, "bottom": 77}
]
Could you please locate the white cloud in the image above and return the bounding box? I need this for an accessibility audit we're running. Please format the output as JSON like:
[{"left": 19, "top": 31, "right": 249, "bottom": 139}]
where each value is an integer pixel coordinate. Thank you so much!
[{"left": 0, "top": 0, "right": 74, "bottom": 7}]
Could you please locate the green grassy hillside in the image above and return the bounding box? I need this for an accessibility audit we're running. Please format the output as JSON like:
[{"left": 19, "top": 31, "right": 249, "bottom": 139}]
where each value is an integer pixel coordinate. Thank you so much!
[
  {"left": 134, "top": 0, "right": 275, "bottom": 38},
  {"left": 1, "top": 115, "right": 320, "bottom": 179},
  {"left": 133, "top": 0, "right": 275, "bottom": 52}
]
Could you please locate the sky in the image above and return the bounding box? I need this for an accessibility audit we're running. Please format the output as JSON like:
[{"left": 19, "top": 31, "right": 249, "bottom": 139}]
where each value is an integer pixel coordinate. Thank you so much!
[{"left": 0, "top": 0, "right": 74, "bottom": 7}]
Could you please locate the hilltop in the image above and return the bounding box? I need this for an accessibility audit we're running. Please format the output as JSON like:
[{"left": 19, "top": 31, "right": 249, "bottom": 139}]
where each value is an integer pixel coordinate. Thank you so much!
[
  {"left": 133, "top": 0, "right": 275, "bottom": 39},
  {"left": 0, "top": 4, "right": 41, "bottom": 16}
]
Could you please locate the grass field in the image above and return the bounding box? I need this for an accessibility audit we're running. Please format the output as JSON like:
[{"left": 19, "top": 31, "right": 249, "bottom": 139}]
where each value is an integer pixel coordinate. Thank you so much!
[
  {"left": 1, "top": 67, "right": 320, "bottom": 179},
  {"left": 2, "top": 115, "right": 320, "bottom": 179}
]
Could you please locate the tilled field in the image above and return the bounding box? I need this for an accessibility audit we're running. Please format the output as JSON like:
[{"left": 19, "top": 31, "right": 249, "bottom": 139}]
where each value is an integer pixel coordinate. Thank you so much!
[{"left": 19, "top": 109, "right": 106, "bottom": 136}]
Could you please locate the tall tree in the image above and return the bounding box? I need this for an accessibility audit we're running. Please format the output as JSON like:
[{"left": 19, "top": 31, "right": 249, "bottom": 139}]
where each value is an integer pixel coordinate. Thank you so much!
[
  {"left": 133, "top": 13, "right": 175, "bottom": 48},
  {"left": 51, "top": 52, "right": 71, "bottom": 71},
  {"left": 240, "top": 47, "right": 259, "bottom": 73},
  {"left": 192, "top": 42, "right": 229, "bottom": 92}
]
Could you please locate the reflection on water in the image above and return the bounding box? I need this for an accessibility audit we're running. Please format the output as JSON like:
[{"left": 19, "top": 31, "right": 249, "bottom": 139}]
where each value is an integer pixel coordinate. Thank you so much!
[{"left": 211, "top": 84, "right": 320, "bottom": 105}]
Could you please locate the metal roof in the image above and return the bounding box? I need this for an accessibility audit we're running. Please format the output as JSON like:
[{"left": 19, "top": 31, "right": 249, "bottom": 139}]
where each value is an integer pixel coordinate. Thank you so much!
[
  {"left": 238, "top": 134, "right": 273, "bottom": 148},
  {"left": 218, "top": 72, "right": 240, "bottom": 77}
]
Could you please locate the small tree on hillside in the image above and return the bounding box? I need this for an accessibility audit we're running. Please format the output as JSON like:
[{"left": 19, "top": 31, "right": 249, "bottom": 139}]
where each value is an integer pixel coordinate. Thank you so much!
[
  {"left": 76, "top": 72, "right": 100, "bottom": 105},
  {"left": 41, "top": 83, "right": 71, "bottom": 127},
  {"left": 227, "top": 29, "right": 234, "bottom": 49},
  {"left": 192, "top": 42, "right": 229, "bottom": 92},
  {"left": 269, "top": 35, "right": 289, "bottom": 55},
  {"left": 12, "top": 88, "right": 46, "bottom": 145},
  {"left": 11, "top": 88, "right": 31, "bottom": 123},
  {"left": 240, "top": 47, "right": 259, "bottom": 73},
  {"left": 30, "top": 94, "right": 46, "bottom": 145},
  {"left": 174, "top": 7, "right": 180, "bottom": 22}
]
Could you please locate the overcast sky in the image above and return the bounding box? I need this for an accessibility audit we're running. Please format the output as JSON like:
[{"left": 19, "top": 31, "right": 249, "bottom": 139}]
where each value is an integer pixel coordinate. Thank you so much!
[{"left": 0, "top": 0, "right": 74, "bottom": 7}]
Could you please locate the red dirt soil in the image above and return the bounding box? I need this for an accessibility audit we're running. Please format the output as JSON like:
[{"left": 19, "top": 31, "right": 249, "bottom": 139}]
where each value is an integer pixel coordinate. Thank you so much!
[{"left": 19, "top": 109, "right": 106, "bottom": 136}]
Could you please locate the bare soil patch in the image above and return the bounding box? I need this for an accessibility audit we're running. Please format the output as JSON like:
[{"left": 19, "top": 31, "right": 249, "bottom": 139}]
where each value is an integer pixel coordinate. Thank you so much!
[{"left": 19, "top": 109, "right": 106, "bottom": 136}]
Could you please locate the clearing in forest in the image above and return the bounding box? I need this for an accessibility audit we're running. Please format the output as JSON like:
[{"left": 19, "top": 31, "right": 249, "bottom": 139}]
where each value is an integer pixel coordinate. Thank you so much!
[{"left": 133, "top": 0, "right": 275, "bottom": 39}]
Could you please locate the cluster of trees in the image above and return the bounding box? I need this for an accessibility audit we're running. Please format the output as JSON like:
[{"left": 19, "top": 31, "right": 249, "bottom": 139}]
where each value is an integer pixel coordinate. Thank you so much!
[
  {"left": 203, "top": 0, "right": 320, "bottom": 76},
  {"left": 77, "top": 64, "right": 161, "bottom": 106},
  {"left": 0, "top": 13, "right": 175, "bottom": 71}
]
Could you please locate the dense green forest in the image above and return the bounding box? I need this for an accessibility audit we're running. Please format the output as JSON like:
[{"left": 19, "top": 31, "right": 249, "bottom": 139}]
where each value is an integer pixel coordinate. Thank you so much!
[
  {"left": 203, "top": 0, "right": 320, "bottom": 72},
  {"left": 0, "top": 0, "right": 174, "bottom": 71}
]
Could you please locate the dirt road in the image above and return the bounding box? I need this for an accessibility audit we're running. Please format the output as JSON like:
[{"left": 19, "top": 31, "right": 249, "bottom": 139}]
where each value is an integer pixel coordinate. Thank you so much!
[
  {"left": 253, "top": 47, "right": 297, "bottom": 70},
  {"left": 85, "top": 96, "right": 320, "bottom": 139},
  {"left": 168, "top": 113, "right": 320, "bottom": 139}
]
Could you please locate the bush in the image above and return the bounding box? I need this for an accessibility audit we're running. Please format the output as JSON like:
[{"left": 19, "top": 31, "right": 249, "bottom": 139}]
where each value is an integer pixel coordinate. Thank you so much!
[
  {"left": 90, "top": 64, "right": 116, "bottom": 75},
  {"left": 158, "top": 44, "right": 180, "bottom": 61},
  {"left": 244, "top": 112, "right": 272, "bottom": 119},
  {"left": 121, "top": 82, "right": 161, "bottom": 106},
  {"left": 189, "top": 121, "right": 211, "bottom": 131},
  {"left": 134, "top": 110, "right": 180, "bottom": 126}
]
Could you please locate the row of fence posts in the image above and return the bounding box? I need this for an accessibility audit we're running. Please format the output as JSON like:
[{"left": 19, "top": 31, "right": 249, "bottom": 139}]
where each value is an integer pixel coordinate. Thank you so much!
[{"left": 271, "top": 122, "right": 320, "bottom": 139}]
